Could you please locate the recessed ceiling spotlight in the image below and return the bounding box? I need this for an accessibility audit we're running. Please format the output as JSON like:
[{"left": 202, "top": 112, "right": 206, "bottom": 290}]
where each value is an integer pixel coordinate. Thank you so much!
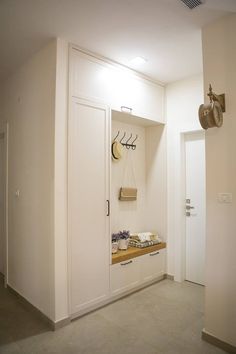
[
  {"left": 129, "top": 56, "right": 148, "bottom": 66},
  {"left": 180, "top": 0, "right": 203, "bottom": 10}
]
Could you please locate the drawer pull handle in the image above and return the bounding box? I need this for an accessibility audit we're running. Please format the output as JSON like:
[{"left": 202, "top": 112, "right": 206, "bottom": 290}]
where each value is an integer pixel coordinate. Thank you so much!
[
  {"left": 150, "top": 251, "right": 160, "bottom": 256},
  {"left": 121, "top": 106, "right": 133, "bottom": 114},
  {"left": 121, "top": 260, "right": 133, "bottom": 266}
]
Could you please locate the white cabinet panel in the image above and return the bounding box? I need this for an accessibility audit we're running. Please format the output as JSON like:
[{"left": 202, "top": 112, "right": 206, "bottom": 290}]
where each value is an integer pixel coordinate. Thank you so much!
[
  {"left": 110, "top": 258, "right": 140, "bottom": 296},
  {"left": 68, "top": 97, "right": 110, "bottom": 315},
  {"left": 70, "top": 47, "right": 164, "bottom": 123},
  {"left": 110, "top": 249, "right": 166, "bottom": 297},
  {"left": 140, "top": 249, "right": 166, "bottom": 283}
]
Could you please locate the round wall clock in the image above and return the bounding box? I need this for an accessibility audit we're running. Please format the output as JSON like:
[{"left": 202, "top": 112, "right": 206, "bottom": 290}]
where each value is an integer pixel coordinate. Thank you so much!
[{"left": 199, "top": 101, "right": 223, "bottom": 130}]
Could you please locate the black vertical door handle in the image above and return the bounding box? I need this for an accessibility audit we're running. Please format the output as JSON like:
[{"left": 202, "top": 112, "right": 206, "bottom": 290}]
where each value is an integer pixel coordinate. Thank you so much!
[{"left": 106, "top": 200, "right": 110, "bottom": 216}]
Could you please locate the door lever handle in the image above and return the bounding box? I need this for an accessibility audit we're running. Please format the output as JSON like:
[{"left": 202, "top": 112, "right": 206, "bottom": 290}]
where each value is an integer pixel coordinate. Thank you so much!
[{"left": 186, "top": 205, "right": 194, "bottom": 210}]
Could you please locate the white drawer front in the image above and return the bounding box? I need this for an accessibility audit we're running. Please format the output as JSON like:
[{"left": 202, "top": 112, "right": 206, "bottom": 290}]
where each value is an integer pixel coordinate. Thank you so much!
[
  {"left": 140, "top": 249, "right": 166, "bottom": 283},
  {"left": 110, "top": 258, "right": 140, "bottom": 296}
]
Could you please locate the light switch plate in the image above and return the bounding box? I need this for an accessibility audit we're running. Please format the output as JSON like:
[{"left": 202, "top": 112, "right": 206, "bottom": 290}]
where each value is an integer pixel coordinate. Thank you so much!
[{"left": 218, "top": 193, "right": 233, "bottom": 203}]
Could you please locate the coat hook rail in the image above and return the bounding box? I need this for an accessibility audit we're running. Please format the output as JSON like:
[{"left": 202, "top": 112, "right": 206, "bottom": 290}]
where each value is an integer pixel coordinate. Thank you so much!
[
  {"left": 131, "top": 134, "right": 138, "bottom": 150},
  {"left": 114, "top": 131, "right": 138, "bottom": 150}
]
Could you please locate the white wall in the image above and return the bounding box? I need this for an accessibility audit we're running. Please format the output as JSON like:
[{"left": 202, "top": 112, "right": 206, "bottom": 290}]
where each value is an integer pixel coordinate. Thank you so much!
[
  {"left": 0, "top": 88, "right": 3, "bottom": 123},
  {"left": 1, "top": 41, "right": 57, "bottom": 320},
  {"left": 202, "top": 14, "right": 236, "bottom": 347},
  {"left": 0, "top": 90, "right": 4, "bottom": 275},
  {"left": 166, "top": 75, "right": 203, "bottom": 279},
  {"left": 146, "top": 124, "right": 167, "bottom": 240},
  {"left": 111, "top": 119, "right": 147, "bottom": 234},
  {"left": 54, "top": 38, "right": 69, "bottom": 323}
]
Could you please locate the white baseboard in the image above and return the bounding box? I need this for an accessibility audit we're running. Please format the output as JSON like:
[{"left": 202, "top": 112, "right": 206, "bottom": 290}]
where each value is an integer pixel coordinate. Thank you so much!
[{"left": 202, "top": 329, "right": 236, "bottom": 353}]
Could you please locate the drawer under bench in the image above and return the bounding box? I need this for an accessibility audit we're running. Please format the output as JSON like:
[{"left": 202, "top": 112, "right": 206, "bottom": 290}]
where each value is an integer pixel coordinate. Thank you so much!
[{"left": 110, "top": 242, "right": 166, "bottom": 297}]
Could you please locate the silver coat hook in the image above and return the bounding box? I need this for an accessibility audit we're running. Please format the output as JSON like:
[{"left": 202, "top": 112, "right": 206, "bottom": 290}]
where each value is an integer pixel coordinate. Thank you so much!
[
  {"left": 113, "top": 131, "right": 120, "bottom": 141},
  {"left": 131, "top": 134, "right": 138, "bottom": 145},
  {"left": 120, "top": 132, "right": 126, "bottom": 144},
  {"left": 125, "top": 133, "right": 132, "bottom": 149}
]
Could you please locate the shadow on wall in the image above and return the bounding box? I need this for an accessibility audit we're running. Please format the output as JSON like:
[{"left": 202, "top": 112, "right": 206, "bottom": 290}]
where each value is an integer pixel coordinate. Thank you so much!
[
  {"left": 146, "top": 124, "right": 165, "bottom": 179},
  {"left": 0, "top": 275, "right": 49, "bottom": 346}
]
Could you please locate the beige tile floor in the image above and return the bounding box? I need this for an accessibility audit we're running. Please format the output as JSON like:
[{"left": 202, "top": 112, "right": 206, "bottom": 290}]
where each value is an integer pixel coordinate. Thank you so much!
[{"left": 0, "top": 278, "right": 227, "bottom": 354}]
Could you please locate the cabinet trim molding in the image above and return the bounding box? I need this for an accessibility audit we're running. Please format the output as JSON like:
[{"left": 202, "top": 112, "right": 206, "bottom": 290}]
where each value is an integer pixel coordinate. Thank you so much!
[{"left": 70, "top": 44, "right": 165, "bottom": 87}]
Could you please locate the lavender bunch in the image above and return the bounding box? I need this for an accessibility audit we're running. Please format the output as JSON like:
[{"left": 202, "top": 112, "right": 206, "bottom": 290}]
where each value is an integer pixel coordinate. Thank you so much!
[
  {"left": 112, "top": 233, "right": 120, "bottom": 243},
  {"left": 118, "top": 230, "right": 130, "bottom": 240},
  {"left": 112, "top": 230, "right": 130, "bottom": 242}
]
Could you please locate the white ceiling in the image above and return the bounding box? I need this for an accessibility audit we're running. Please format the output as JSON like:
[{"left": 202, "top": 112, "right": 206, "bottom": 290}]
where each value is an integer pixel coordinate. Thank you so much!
[{"left": 0, "top": 0, "right": 235, "bottom": 84}]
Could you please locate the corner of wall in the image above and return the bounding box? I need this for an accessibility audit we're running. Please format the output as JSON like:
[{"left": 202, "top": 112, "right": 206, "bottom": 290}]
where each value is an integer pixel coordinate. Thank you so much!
[
  {"left": 2, "top": 39, "right": 58, "bottom": 320},
  {"left": 166, "top": 74, "right": 204, "bottom": 279},
  {"left": 202, "top": 13, "right": 236, "bottom": 347},
  {"left": 53, "top": 38, "right": 70, "bottom": 322}
]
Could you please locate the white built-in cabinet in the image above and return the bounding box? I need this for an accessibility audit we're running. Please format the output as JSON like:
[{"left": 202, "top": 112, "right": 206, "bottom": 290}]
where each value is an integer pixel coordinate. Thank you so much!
[
  {"left": 140, "top": 249, "right": 166, "bottom": 283},
  {"left": 70, "top": 47, "right": 165, "bottom": 123},
  {"left": 110, "top": 258, "right": 140, "bottom": 296},
  {"left": 68, "top": 45, "right": 166, "bottom": 318},
  {"left": 110, "top": 249, "right": 166, "bottom": 297},
  {"left": 68, "top": 97, "right": 110, "bottom": 316}
]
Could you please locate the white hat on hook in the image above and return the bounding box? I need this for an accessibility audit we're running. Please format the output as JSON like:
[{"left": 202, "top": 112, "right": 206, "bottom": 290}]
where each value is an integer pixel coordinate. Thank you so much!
[{"left": 111, "top": 140, "right": 123, "bottom": 161}]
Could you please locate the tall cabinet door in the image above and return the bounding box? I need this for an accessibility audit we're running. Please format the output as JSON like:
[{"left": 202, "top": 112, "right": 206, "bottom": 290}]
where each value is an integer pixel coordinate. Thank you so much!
[{"left": 68, "top": 97, "right": 110, "bottom": 316}]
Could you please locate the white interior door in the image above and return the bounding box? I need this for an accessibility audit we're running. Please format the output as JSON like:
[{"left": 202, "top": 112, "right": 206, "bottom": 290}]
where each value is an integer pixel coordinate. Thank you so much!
[
  {"left": 68, "top": 97, "right": 110, "bottom": 315},
  {"left": 185, "top": 131, "right": 206, "bottom": 285}
]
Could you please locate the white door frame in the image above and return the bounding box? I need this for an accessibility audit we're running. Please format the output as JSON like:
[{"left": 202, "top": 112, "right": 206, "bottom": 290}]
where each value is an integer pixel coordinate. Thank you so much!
[
  {"left": 0, "top": 122, "right": 9, "bottom": 287},
  {"left": 175, "top": 129, "right": 205, "bottom": 282}
]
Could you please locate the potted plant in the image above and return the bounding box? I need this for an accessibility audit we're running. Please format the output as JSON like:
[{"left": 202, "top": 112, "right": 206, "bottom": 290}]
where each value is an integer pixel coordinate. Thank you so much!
[{"left": 118, "top": 230, "right": 130, "bottom": 250}]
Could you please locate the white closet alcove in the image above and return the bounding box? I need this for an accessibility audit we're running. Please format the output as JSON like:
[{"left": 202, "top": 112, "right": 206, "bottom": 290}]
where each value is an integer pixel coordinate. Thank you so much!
[
  {"left": 111, "top": 110, "right": 166, "bottom": 237},
  {"left": 110, "top": 111, "right": 167, "bottom": 296}
]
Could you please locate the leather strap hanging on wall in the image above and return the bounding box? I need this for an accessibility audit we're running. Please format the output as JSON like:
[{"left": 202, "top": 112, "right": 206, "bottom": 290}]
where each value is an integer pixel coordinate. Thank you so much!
[{"left": 119, "top": 150, "right": 137, "bottom": 201}]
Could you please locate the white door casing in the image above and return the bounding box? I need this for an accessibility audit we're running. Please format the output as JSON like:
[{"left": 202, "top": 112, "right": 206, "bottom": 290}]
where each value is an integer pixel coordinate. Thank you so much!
[
  {"left": 0, "top": 133, "right": 5, "bottom": 276},
  {"left": 0, "top": 123, "right": 8, "bottom": 287},
  {"left": 68, "top": 97, "right": 110, "bottom": 315},
  {"left": 185, "top": 131, "right": 206, "bottom": 285}
]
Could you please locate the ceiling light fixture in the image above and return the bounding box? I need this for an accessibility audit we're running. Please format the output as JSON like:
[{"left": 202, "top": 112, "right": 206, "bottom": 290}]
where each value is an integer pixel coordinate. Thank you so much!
[
  {"left": 129, "top": 56, "right": 147, "bottom": 66},
  {"left": 180, "top": 0, "right": 203, "bottom": 10}
]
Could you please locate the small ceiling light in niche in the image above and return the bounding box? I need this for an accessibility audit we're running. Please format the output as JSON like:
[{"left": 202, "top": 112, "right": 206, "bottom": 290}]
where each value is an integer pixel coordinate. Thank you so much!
[{"left": 129, "top": 56, "right": 147, "bottom": 67}]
